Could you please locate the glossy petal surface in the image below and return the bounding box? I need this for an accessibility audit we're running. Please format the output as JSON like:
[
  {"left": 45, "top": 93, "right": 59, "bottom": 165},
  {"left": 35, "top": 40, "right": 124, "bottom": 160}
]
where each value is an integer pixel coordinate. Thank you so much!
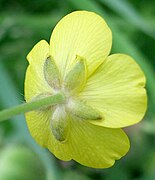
[
  {"left": 25, "top": 40, "right": 52, "bottom": 101},
  {"left": 50, "top": 11, "right": 112, "bottom": 77},
  {"left": 26, "top": 110, "right": 129, "bottom": 168},
  {"left": 80, "top": 54, "right": 147, "bottom": 128}
]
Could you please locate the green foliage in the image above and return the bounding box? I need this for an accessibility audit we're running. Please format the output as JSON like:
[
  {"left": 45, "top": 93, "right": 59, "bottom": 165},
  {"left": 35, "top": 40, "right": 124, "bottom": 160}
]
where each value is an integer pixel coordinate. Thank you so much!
[
  {"left": 0, "top": 0, "right": 155, "bottom": 179},
  {"left": 0, "top": 145, "right": 46, "bottom": 180}
]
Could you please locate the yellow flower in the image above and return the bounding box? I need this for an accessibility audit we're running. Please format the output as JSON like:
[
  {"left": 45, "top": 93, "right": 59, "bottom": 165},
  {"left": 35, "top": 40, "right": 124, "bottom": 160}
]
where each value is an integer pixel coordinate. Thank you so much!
[{"left": 25, "top": 11, "right": 147, "bottom": 168}]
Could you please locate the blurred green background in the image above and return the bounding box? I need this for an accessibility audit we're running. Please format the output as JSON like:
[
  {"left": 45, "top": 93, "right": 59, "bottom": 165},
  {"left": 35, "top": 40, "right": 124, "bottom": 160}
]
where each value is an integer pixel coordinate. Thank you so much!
[{"left": 0, "top": 0, "right": 155, "bottom": 179}]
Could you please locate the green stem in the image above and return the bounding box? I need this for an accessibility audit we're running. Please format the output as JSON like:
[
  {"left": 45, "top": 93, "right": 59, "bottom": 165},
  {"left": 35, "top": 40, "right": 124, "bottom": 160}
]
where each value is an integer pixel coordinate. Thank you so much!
[{"left": 0, "top": 92, "right": 65, "bottom": 122}]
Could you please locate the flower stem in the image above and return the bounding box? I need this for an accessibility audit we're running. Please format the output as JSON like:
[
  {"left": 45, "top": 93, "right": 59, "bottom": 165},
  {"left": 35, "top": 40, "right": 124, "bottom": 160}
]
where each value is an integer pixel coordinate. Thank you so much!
[{"left": 0, "top": 92, "right": 65, "bottom": 122}]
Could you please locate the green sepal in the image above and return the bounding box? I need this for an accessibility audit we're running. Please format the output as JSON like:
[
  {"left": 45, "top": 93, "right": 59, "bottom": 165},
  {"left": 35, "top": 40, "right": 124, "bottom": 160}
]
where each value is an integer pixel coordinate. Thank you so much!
[
  {"left": 44, "top": 56, "right": 61, "bottom": 89},
  {"left": 64, "top": 55, "right": 87, "bottom": 94},
  {"left": 51, "top": 106, "right": 70, "bottom": 142},
  {"left": 67, "top": 99, "right": 102, "bottom": 120}
]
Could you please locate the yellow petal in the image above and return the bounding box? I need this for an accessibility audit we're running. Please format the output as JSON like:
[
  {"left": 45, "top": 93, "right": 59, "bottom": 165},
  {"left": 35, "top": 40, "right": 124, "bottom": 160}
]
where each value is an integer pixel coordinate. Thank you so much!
[
  {"left": 49, "top": 117, "right": 129, "bottom": 168},
  {"left": 79, "top": 54, "right": 147, "bottom": 128},
  {"left": 25, "top": 40, "right": 52, "bottom": 102},
  {"left": 26, "top": 109, "right": 129, "bottom": 168},
  {"left": 69, "top": 118, "right": 129, "bottom": 168},
  {"left": 25, "top": 110, "right": 52, "bottom": 147},
  {"left": 50, "top": 11, "right": 112, "bottom": 77},
  {"left": 25, "top": 109, "right": 72, "bottom": 161}
]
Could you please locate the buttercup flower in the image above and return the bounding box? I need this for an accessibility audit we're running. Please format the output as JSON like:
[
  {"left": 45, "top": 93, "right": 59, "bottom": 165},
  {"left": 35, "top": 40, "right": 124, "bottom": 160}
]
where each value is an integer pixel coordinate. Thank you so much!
[{"left": 25, "top": 11, "right": 147, "bottom": 168}]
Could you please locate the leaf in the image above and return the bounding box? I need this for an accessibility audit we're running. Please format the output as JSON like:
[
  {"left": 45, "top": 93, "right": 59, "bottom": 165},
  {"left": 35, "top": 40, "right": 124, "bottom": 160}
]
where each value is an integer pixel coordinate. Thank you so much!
[{"left": 99, "top": 0, "right": 155, "bottom": 39}]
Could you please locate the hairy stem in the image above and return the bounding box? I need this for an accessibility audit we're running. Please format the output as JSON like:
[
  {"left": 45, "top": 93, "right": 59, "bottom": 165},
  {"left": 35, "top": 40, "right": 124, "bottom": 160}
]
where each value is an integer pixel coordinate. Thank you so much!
[{"left": 0, "top": 92, "right": 65, "bottom": 121}]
